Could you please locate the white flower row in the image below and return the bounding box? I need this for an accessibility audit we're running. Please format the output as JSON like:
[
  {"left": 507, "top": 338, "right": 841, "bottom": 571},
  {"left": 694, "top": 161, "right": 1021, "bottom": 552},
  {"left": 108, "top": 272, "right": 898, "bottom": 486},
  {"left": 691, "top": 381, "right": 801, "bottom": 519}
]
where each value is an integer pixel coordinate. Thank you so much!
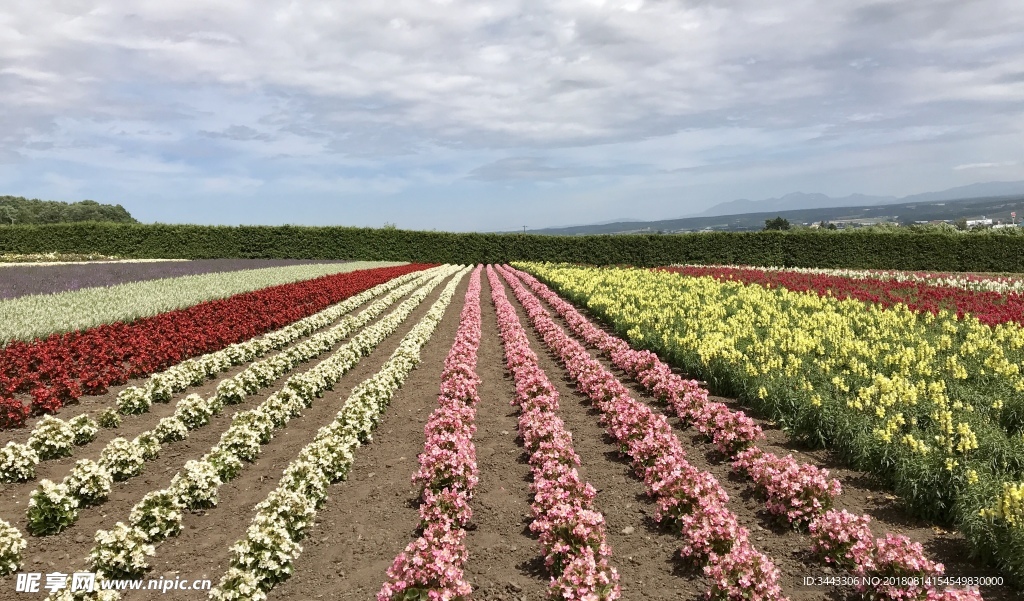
[
  {"left": 115, "top": 268, "right": 431, "bottom": 413},
  {"left": 1, "top": 415, "right": 98, "bottom": 483},
  {"left": 1, "top": 270, "right": 439, "bottom": 489},
  {"left": 0, "top": 261, "right": 405, "bottom": 343},
  {"left": 78, "top": 266, "right": 466, "bottom": 585},
  {"left": 12, "top": 268, "right": 454, "bottom": 543},
  {"left": 209, "top": 266, "right": 470, "bottom": 600},
  {"left": 117, "top": 270, "right": 438, "bottom": 415}
]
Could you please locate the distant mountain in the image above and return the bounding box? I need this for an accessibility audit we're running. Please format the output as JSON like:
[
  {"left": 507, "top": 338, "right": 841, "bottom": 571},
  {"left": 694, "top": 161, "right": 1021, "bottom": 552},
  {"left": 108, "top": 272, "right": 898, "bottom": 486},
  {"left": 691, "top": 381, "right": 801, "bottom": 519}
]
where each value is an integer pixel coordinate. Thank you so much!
[
  {"left": 693, "top": 182, "right": 1024, "bottom": 218},
  {"left": 698, "top": 192, "right": 897, "bottom": 217},
  {"left": 899, "top": 181, "right": 1024, "bottom": 204},
  {"left": 522, "top": 180, "right": 1024, "bottom": 235},
  {"left": 522, "top": 180, "right": 1024, "bottom": 234}
]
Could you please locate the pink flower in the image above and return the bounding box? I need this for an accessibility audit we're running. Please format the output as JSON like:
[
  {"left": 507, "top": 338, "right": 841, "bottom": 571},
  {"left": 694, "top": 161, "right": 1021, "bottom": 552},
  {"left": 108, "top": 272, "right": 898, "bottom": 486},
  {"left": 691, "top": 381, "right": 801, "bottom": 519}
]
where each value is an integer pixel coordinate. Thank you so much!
[{"left": 703, "top": 540, "right": 787, "bottom": 601}]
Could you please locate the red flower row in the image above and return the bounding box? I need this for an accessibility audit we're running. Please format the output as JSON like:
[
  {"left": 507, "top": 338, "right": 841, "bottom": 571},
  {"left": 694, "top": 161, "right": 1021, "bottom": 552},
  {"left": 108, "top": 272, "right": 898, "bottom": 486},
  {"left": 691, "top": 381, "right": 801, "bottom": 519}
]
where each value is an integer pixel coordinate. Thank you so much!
[
  {"left": 0, "top": 264, "right": 433, "bottom": 428},
  {"left": 660, "top": 265, "right": 1024, "bottom": 327}
]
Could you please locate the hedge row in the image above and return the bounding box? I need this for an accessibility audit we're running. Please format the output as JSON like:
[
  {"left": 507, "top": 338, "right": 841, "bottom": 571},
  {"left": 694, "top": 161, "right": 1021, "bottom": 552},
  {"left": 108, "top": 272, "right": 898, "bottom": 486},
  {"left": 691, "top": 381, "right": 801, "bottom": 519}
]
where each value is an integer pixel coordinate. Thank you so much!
[{"left": 2, "top": 222, "right": 1023, "bottom": 271}]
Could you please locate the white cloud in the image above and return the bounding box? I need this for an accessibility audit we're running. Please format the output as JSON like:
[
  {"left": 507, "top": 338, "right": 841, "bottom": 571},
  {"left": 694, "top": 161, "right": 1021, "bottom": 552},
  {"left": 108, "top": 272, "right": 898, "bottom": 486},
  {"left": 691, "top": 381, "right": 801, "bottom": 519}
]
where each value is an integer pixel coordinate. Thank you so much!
[
  {"left": 0, "top": 0, "right": 1022, "bottom": 229},
  {"left": 955, "top": 161, "right": 1018, "bottom": 171}
]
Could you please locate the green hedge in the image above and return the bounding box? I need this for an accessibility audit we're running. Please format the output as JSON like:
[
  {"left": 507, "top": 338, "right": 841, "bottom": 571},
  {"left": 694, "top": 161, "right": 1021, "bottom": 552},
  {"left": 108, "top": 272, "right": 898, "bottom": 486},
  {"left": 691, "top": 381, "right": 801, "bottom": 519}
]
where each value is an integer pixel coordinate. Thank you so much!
[{"left": 2, "top": 222, "right": 1023, "bottom": 271}]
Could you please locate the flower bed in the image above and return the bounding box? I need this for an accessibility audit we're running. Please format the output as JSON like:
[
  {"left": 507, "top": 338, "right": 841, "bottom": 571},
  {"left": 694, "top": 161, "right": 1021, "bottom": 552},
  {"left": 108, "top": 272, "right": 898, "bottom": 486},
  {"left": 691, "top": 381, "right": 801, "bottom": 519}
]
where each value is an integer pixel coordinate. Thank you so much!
[
  {"left": 516, "top": 262, "right": 1024, "bottom": 585},
  {"left": 0, "top": 270, "right": 430, "bottom": 482},
  {"left": 487, "top": 266, "right": 621, "bottom": 601},
  {"left": 17, "top": 269, "right": 453, "bottom": 542},
  {"left": 208, "top": 266, "right": 469, "bottom": 599},
  {"left": 495, "top": 265, "right": 787, "bottom": 601},
  {"left": 506, "top": 264, "right": 985, "bottom": 600},
  {"left": 0, "top": 263, "right": 432, "bottom": 426},
  {"left": 661, "top": 264, "right": 1024, "bottom": 328},
  {"left": 378, "top": 265, "right": 482, "bottom": 600}
]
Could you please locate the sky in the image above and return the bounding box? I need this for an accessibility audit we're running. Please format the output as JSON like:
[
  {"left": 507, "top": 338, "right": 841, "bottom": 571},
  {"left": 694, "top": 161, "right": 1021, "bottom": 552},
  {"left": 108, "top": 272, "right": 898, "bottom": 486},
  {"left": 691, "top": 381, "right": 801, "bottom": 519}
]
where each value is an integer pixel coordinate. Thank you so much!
[{"left": 1, "top": 1, "right": 1023, "bottom": 232}]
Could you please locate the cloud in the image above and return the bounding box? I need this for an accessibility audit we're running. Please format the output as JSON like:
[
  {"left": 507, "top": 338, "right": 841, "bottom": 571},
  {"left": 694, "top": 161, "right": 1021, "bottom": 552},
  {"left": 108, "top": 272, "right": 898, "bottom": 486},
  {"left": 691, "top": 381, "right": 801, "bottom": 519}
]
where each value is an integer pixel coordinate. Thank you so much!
[
  {"left": 199, "top": 125, "right": 273, "bottom": 142},
  {"left": 468, "top": 157, "right": 592, "bottom": 181},
  {"left": 0, "top": 1, "right": 1022, "bottom": 230},
  {"left": 954, "top": 161, "right": 1018, "bottom": 170}
]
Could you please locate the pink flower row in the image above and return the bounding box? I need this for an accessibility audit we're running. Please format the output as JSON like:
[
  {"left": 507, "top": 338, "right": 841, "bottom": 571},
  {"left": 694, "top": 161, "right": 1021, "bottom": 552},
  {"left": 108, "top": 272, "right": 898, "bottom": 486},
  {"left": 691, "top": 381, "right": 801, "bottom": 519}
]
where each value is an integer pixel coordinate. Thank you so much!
[
  {"left": 733, "top": 446, "right": 842, "bottom": 528},
  {"left": 495, "top": 265, "right": 786, "bottom": 601},
  {"left": 378, "top": 265, "right": 483, "bottom": 601},
  {"left": 506, "top": 265, "right": 983, "bottom": 601},
  {"left": 487, "top": 266, "right": 621, "bottom": 601},
  {"left": 507, "top": 266, "right": 763, "bottom": 456},
  {"left": 808, "top": 509, "right": 981, "bottom": 601}
]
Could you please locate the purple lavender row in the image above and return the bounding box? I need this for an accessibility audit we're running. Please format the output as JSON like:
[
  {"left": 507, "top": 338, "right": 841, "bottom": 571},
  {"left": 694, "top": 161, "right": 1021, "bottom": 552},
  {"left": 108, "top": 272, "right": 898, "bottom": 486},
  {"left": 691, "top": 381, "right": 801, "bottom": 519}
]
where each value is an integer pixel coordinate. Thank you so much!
[{"left": 0, "top": 259, "right": 353, "bottom": 300}]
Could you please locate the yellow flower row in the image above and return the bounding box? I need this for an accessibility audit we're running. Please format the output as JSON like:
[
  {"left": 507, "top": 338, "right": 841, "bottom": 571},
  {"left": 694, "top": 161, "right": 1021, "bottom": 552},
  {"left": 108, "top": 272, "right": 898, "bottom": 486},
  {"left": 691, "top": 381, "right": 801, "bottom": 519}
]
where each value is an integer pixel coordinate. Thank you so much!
[{"left": 516, "top": 262, "right": 1024, "bottom": 526}]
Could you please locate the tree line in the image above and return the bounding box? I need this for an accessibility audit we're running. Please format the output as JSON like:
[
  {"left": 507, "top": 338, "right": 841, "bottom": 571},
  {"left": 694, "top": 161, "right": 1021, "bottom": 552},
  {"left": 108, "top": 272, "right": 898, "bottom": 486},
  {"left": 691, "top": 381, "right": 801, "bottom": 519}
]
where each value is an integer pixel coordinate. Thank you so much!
[{"left": 0, "top": 197, "right": 137, "bottom": 226}]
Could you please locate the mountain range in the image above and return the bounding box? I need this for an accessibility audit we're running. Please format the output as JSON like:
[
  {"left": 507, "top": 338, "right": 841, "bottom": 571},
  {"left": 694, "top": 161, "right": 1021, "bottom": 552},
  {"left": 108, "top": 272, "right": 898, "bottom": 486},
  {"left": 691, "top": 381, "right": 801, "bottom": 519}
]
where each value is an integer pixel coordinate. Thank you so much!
[
  {"left": 694, "top": 181, "right": 1024, "bottom": 218},
  {"left": 525, "top": 180, "right": 1024, "bottom": 235}
]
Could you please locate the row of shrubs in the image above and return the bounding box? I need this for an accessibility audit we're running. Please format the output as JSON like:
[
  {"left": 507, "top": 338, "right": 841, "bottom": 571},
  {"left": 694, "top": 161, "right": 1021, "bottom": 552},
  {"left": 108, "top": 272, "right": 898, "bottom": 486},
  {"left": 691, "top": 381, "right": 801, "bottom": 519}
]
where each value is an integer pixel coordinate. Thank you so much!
[{"left": 3, "top": 222, "right": 1024, "bottom": 271}]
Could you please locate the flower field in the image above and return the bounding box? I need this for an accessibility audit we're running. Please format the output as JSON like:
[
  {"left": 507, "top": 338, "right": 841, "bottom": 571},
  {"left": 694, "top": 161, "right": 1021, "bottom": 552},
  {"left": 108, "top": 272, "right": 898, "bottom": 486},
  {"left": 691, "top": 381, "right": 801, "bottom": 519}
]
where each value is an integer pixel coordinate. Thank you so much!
[
  {"left": 661, "top": 265, "right": 1024, "bottom": 327},
  {"left": 0, "top": 261, "right": 1013, "bottom": 600},
  {"left": 0, "top": 259, "right": 358, "bottom": 301}
]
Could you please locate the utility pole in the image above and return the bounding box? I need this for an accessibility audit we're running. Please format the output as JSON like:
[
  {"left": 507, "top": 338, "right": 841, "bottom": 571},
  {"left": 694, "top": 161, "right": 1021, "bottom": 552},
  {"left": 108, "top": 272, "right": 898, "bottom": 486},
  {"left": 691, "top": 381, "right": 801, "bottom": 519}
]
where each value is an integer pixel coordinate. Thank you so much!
[{"left": 522, "top": 226, "right": 527, "bottom": 234}]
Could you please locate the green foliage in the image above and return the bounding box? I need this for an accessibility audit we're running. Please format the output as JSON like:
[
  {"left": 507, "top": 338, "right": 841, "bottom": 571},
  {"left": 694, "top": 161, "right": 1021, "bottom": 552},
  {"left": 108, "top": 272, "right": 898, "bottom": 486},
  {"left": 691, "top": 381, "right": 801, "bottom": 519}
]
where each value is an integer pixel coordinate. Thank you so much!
[
  {"left": 0, "top": 197, "right": 136, "bottom": 225},
  {"left": 5, "top": 222, "right": 1024, "bottom": 271},
  {"left": 763, "top": 217, "right": 791, "bottom": 230}
]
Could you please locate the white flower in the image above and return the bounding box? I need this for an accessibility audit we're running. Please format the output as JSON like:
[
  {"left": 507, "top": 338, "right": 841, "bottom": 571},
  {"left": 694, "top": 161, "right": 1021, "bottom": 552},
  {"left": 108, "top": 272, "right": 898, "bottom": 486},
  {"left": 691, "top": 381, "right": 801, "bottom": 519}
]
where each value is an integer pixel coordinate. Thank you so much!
[
  {"left": 0, "top": 518, "right": 26, "bottom": 576},
  {"left": 154, "top": 416, "right": 189, "bottom": 443},
  {"left": 116, "top": 386, "right": 151, "bottom": 415},
  {"left": 175, "top": 394, "right": 213, "bottom": 430},
  {"left": 208, "top": 567, "right": 267, "bottom": 601},
  {"left": 99, "top": 438, "right": 146, "bottom": 481},
  {"left": 64, "top": 459, "right": 113, "bottom": 506},
  {"left": 133, "top": 432, "right": 162, "bottom": 461},
  {"left": 0, "top": 442, "right": 39, "bottom": 483},
  {"left": 129, "top": 490, "right": 183, "bottom": 542},
  {"left": 170, "top": 460, "right": 222, "bottom": 510},
  {"left": 28, "top": 415, "right": 75, "bottom": 460},
  {"left": 68, "top": 414, "right": 99, "bottom": 445},
  {"left": 89, "top": 522, "right": 154, "bottom": 579},
  {"left": 26, "top": 479, "right": 79, "bottom": 535}
]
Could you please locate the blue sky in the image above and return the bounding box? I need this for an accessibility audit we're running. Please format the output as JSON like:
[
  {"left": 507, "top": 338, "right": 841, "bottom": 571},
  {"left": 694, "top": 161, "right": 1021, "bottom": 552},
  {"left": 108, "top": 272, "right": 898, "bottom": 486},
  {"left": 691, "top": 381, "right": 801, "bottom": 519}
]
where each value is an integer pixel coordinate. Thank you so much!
[{"left": 1, "top": 0, "right": 1023, "bottom": 231}]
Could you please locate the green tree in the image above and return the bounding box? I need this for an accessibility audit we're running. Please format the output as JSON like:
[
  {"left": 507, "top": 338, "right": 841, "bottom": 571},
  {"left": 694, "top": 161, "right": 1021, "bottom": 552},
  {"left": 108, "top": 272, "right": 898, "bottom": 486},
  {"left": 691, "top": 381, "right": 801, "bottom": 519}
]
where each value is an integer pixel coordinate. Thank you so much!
[
  {"left": 763, "top": 217, "right": 791, "bottom": 231},
  {"left": 0, "top": 196, "right": 137, "bottom": 225}
]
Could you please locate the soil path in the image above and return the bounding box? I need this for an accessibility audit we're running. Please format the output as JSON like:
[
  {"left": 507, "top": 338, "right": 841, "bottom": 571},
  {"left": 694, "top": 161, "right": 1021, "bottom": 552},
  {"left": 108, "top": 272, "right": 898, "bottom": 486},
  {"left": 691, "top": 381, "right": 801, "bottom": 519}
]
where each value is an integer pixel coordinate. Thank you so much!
[{"left": 459, "top": 272, "right": 551, "bottom": 601}]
